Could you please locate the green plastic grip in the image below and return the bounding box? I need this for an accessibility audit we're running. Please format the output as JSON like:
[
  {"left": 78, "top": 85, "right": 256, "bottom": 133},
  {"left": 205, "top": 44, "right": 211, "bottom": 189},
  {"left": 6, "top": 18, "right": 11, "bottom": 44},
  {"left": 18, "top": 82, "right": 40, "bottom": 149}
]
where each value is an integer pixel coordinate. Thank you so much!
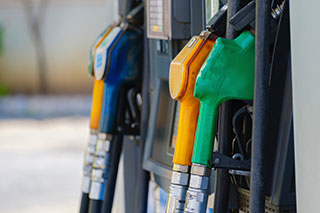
[{"left": 192, "top": 31, "right": 255, "bottom": 167}]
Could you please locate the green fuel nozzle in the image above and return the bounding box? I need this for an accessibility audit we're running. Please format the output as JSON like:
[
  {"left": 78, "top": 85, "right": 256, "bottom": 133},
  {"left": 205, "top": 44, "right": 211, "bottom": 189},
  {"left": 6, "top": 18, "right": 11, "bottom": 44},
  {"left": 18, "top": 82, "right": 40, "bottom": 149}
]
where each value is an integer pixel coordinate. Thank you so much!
[
  {"left": 184, "top": 30, "right": 255, "bottom": 213},
  {"left": 192, "top": 31, "right": 255, "bottom": 167}
]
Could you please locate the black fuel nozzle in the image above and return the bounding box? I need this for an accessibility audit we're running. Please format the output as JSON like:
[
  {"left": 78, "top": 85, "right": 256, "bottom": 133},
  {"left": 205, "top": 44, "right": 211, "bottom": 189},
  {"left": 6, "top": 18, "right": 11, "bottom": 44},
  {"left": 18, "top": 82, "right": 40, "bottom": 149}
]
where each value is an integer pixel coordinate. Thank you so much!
[
  {"left": 206, "top": 3, "right": 228, "bottom": 38},
  {"left": 229, "top": 1, "right": 256, "bottom": 32},
  {"left": 229, "top": 0, "right": 283, "bottom": 40}
]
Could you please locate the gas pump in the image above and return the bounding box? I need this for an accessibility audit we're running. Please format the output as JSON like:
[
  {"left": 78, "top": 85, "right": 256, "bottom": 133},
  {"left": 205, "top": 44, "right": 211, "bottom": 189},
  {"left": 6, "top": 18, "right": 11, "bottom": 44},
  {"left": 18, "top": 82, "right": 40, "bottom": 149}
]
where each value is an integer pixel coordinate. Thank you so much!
[
  {"left": 80, "top": 26, "right": 114, "bottom": 213},
  {"left": 79, "top": 0, "right": 298, "bottom": 212},
  {"left": 88, "top": 4, "right": 144, "bottom": 213}
]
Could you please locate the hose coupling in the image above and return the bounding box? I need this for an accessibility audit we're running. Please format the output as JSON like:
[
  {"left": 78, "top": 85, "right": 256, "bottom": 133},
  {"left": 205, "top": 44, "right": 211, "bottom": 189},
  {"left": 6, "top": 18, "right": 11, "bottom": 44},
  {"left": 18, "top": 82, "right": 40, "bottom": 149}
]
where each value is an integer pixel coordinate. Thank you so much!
[
  {"left": 81, "top": 130, "right": 98, "bottom": 193},
  {"left": 89, "top": 133, "right": 112, "bottom": 200},
  {"left": 184, "top": 164, "right": 211, "bottom": 213},
  {"left": 166, "top": 164, "right": 190, "bottom": 213}
]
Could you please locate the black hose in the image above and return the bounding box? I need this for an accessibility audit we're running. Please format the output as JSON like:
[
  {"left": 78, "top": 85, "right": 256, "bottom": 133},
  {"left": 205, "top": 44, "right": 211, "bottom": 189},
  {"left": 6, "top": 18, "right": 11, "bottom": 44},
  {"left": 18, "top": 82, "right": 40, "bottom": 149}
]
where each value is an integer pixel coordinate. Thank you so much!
[
  {"left": 88, "top": 199, "right": 102, "bottom": 213},
  {"left": 101, "top": 87, "right": 126, "bottom": 213},
  {"left": 79, "top": 193, "right": 90, "bottom": 213},
  {"left": 213, "top": 0, "right": 241, "bottom": 212},
  {"left": 101, "top": 134, "right": 124, "bottom": 213},
  {"left": 250, "top": 0, "right": 271, "bottom": 212},
  {"left": 232, "top": 106, "right": 248, "bottom": 157}
]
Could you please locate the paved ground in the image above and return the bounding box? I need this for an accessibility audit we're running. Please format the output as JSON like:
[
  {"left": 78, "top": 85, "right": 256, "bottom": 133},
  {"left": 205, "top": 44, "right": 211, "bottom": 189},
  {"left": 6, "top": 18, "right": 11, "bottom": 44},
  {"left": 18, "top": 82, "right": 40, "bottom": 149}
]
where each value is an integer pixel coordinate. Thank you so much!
[
  {"left": 0, "top": 117, "right": 89, "bottom": 213},
  {"left": 0, "top": 95, "right": 165, "bottom": 213},
  {"left": 0, "top": 95, "right": 130, "bottom": 213}
]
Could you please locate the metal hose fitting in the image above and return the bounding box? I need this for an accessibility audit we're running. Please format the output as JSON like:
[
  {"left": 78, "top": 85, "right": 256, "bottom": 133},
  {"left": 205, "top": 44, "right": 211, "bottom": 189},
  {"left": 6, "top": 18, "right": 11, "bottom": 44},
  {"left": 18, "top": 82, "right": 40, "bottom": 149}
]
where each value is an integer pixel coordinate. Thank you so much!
[
  {"left": 184, "top": 164, "right": 211, "bottom": 213},
  {"left": 89, "top": 133, "right": 113, "bottom": 200},
  {"left": 271, "top": 2, "right": 284, "bottom": 20},
  {"left": 81, "top": 129, "right": 98, "bottom": 194},
  {"left": 166, "top": 164, "right": 190, "bottom": 213}
]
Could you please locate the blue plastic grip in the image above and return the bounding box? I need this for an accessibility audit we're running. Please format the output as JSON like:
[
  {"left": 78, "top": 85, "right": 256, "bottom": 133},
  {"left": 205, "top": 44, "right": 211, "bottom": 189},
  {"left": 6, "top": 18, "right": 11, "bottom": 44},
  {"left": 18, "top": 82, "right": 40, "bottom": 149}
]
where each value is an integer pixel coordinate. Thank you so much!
[{"left": 98, "top": 29, "right": 142, "bottom": 133}]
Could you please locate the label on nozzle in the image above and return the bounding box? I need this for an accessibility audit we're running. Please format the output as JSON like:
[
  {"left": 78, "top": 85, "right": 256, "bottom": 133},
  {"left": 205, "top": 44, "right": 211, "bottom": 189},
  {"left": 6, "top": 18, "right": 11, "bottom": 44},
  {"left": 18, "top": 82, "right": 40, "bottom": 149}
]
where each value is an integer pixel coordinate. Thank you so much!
[{"left": 94, "top": 27, "right": 122, "bottom": 80}]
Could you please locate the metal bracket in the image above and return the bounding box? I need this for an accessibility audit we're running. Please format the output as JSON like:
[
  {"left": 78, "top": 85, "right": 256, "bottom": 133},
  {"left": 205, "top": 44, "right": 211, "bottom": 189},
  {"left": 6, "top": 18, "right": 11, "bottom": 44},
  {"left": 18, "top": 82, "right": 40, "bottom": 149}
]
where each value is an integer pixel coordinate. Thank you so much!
[{"left": 212, "top": 152, "right": 251, "bottom": 171}]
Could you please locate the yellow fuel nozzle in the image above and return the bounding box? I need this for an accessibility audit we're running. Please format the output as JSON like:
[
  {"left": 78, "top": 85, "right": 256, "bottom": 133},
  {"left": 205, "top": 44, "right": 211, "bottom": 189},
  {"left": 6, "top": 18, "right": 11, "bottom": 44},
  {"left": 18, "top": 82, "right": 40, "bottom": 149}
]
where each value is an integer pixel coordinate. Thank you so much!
[
  {"left": 81, "top": 26, "right": 114, "bottom": 211},
  {"left": 88, "top": 26, "right": 114, "bottom": 130},
  {"left": 166, "top": 35, "right": 215, "bottom": 213},
  {"left": 169, "top": 36, "right": 215, "bottom": 166}
]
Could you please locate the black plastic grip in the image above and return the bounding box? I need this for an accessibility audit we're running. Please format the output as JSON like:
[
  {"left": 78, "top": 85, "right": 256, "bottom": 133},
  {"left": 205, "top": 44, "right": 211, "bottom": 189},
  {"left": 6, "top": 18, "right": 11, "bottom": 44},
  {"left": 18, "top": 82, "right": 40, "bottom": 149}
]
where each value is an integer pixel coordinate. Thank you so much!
[{"left": 206, "top": 3, "right": 228, "bottom": 37}]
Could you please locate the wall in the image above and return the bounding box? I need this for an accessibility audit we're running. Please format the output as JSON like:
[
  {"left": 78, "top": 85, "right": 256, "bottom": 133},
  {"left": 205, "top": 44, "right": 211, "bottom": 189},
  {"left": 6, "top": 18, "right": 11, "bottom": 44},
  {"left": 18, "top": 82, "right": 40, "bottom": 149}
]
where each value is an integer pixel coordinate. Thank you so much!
[
  {"left": 0, "top": 0, "right": 115, "bottom": 94},
  {"left": 291, "top": 0, "right": 320, "bottom": 212}
]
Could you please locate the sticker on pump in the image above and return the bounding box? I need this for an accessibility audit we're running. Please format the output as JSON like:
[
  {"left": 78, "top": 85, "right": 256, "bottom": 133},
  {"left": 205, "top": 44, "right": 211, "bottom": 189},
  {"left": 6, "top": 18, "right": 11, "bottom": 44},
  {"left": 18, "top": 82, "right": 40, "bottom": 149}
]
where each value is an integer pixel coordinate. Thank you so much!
[{"left": 94, "top": 27, "right": 122, "bottom": 80}]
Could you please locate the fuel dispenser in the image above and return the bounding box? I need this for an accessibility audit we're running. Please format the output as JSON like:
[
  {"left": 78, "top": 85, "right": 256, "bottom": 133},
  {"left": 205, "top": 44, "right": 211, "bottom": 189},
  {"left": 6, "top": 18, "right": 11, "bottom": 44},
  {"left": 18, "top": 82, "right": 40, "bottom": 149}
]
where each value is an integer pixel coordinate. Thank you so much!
[
  {"left": 88, "top": 5, "right": 144, "bottom": 213},
  {"left": 79, "top": 0, "right": 297, "bottom": 212},
  {"left": 80, "top": 26, "right": 114, "bottom": 213},
  {"left": 180, "top": 0, "right": 295, "bottom": 212}
]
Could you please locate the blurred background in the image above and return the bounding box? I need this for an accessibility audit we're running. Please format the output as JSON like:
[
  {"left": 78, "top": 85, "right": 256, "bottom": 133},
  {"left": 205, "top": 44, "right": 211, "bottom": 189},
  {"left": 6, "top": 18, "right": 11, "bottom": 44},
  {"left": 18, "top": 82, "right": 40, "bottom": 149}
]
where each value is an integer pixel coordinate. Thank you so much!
[{"left": 0, "top": 0, "right": 116, "bottom": 212}]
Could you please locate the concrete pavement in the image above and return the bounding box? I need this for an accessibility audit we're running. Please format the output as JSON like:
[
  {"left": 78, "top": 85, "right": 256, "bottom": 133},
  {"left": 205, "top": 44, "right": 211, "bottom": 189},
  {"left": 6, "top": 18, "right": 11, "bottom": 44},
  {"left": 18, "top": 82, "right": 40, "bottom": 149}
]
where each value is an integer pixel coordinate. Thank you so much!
[{"left": 0, "top": 117, "right": 88, "bottom": 213}]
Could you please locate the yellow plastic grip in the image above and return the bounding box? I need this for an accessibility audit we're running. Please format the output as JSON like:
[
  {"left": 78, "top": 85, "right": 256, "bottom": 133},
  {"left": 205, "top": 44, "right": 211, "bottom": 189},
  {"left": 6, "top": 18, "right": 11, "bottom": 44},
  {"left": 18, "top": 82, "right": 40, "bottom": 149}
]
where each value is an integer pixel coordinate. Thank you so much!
[
  {"left": 170, "top": 37, "right": 215, "bottom": 166},
  {"left": 90, "top": 79, "right": 105, "bottom": 129},
  {"left": 169, "top": 37, "right": 200, "bottom": 100}
]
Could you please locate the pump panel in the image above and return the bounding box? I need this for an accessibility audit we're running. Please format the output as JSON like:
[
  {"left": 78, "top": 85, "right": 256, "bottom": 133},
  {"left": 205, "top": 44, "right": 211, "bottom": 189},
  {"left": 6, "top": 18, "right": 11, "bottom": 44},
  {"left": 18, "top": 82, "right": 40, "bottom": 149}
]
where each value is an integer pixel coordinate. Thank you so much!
[{"left": 146, "top": 0, "right": 204, "bottom": 39}]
